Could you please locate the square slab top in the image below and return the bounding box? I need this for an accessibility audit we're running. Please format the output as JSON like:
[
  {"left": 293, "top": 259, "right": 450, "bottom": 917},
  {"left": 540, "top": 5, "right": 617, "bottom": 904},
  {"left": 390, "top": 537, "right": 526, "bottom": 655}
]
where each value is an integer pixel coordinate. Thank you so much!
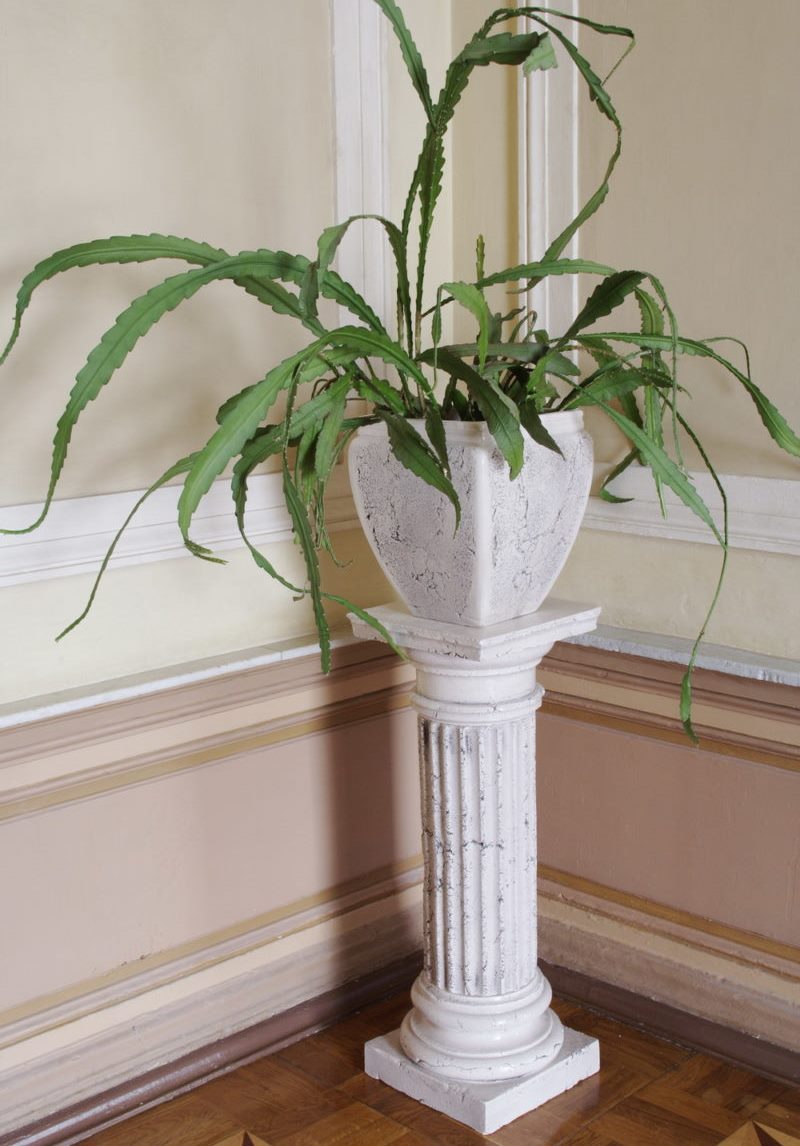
[{"left": 348, "top": 598, "right": 600, "bottom": 663}]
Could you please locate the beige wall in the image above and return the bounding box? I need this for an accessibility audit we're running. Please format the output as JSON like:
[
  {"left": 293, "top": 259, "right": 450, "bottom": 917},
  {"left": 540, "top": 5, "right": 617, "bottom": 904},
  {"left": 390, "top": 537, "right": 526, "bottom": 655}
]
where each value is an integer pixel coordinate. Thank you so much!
[
  {"left": 0, "top": 0, "right": 337, "bottom": 505},
  {"left": 579, "top": 0, "right": 800, "bottom": 480}
]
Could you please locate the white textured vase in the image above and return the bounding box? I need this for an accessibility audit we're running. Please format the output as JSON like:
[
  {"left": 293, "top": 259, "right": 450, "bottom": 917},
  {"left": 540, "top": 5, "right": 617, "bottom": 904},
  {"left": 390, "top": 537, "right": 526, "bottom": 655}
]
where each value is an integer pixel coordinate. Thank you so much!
[{"left": 348, "top": 410, "right": 592, "bottom": 626}]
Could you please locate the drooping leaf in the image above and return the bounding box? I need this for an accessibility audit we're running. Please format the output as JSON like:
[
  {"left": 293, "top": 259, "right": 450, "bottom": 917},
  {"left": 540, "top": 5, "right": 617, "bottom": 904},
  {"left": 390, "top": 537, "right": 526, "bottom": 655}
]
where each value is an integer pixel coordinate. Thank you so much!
[
  {"left": 418, "top": 347, "right": 525, "bottom": 476},
  {"left": 439, "top": 282, "right": 492, "bottom": 369},
  {"left": 380, "top": 412, "right": 460, "bottom": 527},
  {"left": 313, "top": 377, "right": 351, "bottom": 483},
  {"left": 518, "top": 399, "right": 562, "bottom": 455},
  {"left": 0, "top": 253, "right": 322, "bottom": 537},
  {"left": 672, "top": 406, "right": 729, "bottom": 743},
  {"left": 477, "top": 257, "right": 615, "bottom": 290},
  {"left": 282, "top": 460, "right": 331, "bottom": 671},
  {"left": 0, "top": 234, "right": 229, "bottom": 366},
  {"left": 580, "top": 332, "right": 800, "bottom": 457},
  {"left": 559, "top": 271, "right": 646, "bottom": 345},
  {"left": 424, "top": 403, "right": 451, "bottom": 475},
  {"left": 460, "top": 30, "right": 546, "bottom": 67},
  {"left": 572, "top": 388, "right": 723, "bottom": 545},
  {"left": 178, "top": 343, "right": 329, "bottom": 553},
  {"left": 598, "top": 449, "right": 639, "bottom": 503},
  {"left": 371, "top": 0, "right": 434, "bottom": 122},
  {"left": 57, "top": 452, "right": 199, "bottom": 639}
]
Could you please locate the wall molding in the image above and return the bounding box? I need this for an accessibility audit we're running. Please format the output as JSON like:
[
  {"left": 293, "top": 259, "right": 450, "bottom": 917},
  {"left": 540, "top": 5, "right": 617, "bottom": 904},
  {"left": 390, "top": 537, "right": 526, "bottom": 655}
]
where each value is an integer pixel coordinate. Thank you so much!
[
  {"left": 7, "top": 462, "right": 797, "bottom": 593},
  {"left": 0, "top": 858, "right": 423, "bottom": 1052},
  {"left": 519, "top": 0, "right": 580, "bottom": 336},
  {"left": 585, "top": 463, "right": 800, "bottom": 556},
  {"left": 330, "top": 0, "right": 391, "bottom": 327},
  {"left": 541, "top": 638, "right": 800, "bottom": 765},
  {"left": 2, "top": 954, "right": 423, "bottom": 1146},
  {"left": 538, "top": 866, "right": 800, "bottom": 1054},
  {"left": 0, "top": 875, "right": 424, "bottom": 1138},
  {"left": 0, "top": 467, "right": 358, "bottom": 589},
  {"left": 0, "top": 642, "right": 413, "bottom": 818}
]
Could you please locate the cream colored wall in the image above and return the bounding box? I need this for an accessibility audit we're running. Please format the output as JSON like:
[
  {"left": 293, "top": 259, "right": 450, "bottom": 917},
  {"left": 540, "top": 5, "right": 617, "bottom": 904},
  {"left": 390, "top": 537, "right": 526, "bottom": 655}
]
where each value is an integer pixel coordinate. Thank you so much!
[
  {"left": 578, "top": 0, "right": 800, "bottom": 481},
  {"left": 0, "top": 0, "right": 336, "bottom": 505},
  {"left": 559, "top": 1, "right": 800, "bottom": 656},
  {"left": 0, "top": 1, "right": 424, "bottom": 705}
]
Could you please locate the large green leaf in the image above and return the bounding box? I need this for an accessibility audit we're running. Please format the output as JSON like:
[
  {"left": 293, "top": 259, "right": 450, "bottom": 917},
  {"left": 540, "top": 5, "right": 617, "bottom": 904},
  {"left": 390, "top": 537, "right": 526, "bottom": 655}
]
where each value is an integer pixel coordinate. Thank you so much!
[
  {"left": 282, "top": 461, "right": 331, "bottom": 671},
  {"left": 178, "top": 345, "right": 323, "bottom": 553},
  {"left": 580, "top": 332, "right": 800, "bottom": 458},
  {"left": 310, "top": 214, "right": 412, "bottom": 350},
  {"left": 57, "top": 452, "right": 198, "bottom": 640},
  {"left": 437, "top": 282, "right": 492, "bottom": 369},
  {"left": 322, "top": 326, "right": 436, "bottom": 401},
  {"left": 380, "top": 412, "right": 460, "bottom": 527},
  {"left": 418, "top": 346, "right": 524, "bottom": 477},
  {"left": 477, "top": 257, "right": 615, "bottom": 289},
  {"left": 0, "top": 234, "right": 228, "bottom": 366},
  {"left": 559, "top": 271, "right": 646, "bottom": 345},
  {"left": 313, "top": 377, "right": 351, "bottom": 484},
  {"left": 0, "top": 254, "right": 327, "bottom": 537},
  {"left": 577, "top": 393, "right": 723, "bottom": 545},
  {"left": 460, "top": 30, "right": 546, "bottom": 67},
  {"left": 371, "top": 0, "right": 433, "bottom": 122}
]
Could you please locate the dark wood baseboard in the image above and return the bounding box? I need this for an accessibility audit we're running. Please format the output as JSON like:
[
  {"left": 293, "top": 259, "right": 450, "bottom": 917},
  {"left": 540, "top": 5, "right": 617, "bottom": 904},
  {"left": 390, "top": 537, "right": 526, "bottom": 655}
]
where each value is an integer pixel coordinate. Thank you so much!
[
  {"left": 6, "top": 955, "right": 796, "bottom": 1145},
  {"left": 0, "top": 953, "right": 423, "bottom": 1146},
  {"left": 543, "top": 961, "right": 800, "bottom": 1087}
]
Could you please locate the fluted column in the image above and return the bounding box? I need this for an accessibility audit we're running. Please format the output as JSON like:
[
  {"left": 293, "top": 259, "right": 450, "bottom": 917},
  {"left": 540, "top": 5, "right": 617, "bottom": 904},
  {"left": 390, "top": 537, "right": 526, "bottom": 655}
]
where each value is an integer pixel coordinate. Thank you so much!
[{"left": 349, "top": 600, "right": 602, "bottom": 1133}]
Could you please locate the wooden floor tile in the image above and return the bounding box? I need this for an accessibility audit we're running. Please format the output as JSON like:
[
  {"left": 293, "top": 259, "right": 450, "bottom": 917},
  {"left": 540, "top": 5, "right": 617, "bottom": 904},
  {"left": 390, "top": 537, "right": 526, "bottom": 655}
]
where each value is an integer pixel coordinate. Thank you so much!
[
  {"left": 341, "top": 1070, "right": 488, "bottom": 1145},
  {"left": 77, "top": 990, "right": 799, "bottom": 1146},
  {"left": 275, "top": 1027, "right": 366, "bottom": 1088},
  {"left": 195, "top": 1056, "right": 350, "bottom": 1141},
  {"left": 566, "top": 1010, "right": 691, "bottom": 1079},
  {"left": 270, "top": 1100, "right": 410, "bottom": 1145},
  {"left": 645, "top": 1054, "right": 787, "bottom": 1119},
  {"left": 83, "top": 1092, "right": 242, "bottom": 1146},
  {"left": 754, "top": 1089, "right": 800, "bottom": 1138},
  {"left": 489, "top": 1061, "right": 653, "bottom": 1146},
  {"left": 717, "top": 1123, "right": 800, "bottom": 1146},
  {"left": 562, "top": 1091, "right": 739, "bottom": 1145}
]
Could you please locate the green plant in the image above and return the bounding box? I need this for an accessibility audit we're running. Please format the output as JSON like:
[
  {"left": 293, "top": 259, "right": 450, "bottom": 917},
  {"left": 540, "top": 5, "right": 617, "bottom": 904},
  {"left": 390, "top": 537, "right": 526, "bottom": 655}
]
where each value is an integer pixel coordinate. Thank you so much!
[{"left": 1, "top": 3, "right": 798, "bottom": 739}]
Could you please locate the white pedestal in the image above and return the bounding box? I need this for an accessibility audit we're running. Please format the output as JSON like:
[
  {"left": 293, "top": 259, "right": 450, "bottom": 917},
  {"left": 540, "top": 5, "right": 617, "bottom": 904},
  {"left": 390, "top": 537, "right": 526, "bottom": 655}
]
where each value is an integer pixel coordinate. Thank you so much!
[{"left": 349, "top": 598, "right": 602, "bottom": 1134}]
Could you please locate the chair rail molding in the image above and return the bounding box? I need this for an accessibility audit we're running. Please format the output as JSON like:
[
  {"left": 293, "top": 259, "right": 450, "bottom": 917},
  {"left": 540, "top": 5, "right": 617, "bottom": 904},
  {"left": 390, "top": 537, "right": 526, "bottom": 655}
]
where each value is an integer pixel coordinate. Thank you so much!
[
  {"left": 518, "top": 0, "right": 580, "bottom": 336},
  {"left": 585, "top": 464, "right": 800, "bottom": 557}
]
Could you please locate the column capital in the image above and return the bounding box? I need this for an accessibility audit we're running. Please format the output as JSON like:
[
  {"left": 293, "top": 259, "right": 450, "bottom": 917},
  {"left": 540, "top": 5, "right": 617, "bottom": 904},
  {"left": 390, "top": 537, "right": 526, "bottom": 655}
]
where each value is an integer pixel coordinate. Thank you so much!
[{"left": 349, "top": 597, "right": 600, "bottom": 669}]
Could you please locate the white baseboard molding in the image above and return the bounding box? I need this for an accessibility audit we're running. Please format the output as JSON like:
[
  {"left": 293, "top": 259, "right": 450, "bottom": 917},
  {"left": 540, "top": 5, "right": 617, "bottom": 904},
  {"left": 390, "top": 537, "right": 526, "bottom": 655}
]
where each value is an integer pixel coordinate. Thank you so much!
[
  {"left": 538, "top": 876, "right": 800, "bottom": 1054},
  {"left": 0, "top": 876, "right": 423, "bottom": 1137}
]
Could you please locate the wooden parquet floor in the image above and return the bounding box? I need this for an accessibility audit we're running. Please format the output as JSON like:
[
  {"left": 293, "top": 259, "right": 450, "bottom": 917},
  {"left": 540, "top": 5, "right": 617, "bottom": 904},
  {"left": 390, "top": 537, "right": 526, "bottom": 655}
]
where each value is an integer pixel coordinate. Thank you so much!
[{"left": 84, "top": 992, "right": 800, "bottom": 1146}]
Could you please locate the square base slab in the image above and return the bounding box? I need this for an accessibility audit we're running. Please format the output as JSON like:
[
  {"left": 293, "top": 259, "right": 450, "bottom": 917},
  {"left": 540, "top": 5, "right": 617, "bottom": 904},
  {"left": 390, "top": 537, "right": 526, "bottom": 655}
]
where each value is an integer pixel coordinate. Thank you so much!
[{"left": 364, "top": 1027, "right": 600, "bottom": 1135}]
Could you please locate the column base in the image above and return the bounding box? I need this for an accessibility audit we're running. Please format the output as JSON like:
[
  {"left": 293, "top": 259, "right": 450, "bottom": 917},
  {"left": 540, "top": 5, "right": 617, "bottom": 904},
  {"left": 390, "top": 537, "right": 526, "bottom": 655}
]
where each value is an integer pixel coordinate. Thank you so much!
[{"left": 365, "top": 1026, "right": 600, "bottom": 1135}]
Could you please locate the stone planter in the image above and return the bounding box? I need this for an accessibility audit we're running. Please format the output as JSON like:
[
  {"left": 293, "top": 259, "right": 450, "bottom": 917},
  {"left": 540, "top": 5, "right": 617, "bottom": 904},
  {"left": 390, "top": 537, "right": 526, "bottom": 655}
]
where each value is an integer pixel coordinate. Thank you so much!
[{"left": 347, "top": 410, "right": 592, "bottom": 627}]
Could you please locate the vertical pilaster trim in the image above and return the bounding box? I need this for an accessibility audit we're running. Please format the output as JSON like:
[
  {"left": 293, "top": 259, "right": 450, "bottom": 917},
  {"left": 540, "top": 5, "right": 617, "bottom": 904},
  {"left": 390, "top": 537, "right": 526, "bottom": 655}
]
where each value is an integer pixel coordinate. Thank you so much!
[
  {"left": 329, "top": 0, "right": 392, "bottom": 327},
  {"left": 518, "top": 1, "right": 580, "bottom": 335}
]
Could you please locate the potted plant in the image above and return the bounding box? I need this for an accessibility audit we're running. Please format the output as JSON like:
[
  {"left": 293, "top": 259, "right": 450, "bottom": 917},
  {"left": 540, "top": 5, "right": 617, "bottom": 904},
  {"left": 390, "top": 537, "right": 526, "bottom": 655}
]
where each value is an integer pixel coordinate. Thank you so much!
[{"left": 1, "top": 2, "right": 798, "bottom": 740}]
